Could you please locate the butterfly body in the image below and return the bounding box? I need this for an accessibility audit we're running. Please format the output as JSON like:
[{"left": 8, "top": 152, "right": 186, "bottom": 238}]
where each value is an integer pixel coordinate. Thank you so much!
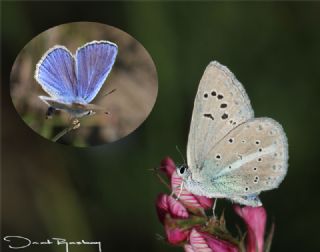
[
  {"left": 177, "top": 61, "right": 288, "bottom": 207},
  {"left": 39, "top": 96, "right": 97, "bottom": 118},
  {"left": 35, "top": 40, "right": 118, "bottom": 118},
  {"left": 54, "top": 103, "right": 94, "bottom": 118}
]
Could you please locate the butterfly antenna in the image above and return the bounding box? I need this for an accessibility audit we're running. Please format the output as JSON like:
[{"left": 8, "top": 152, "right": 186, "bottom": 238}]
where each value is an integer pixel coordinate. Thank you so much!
[
  {"left": 147, "top": 165, "right": 166, "bottom": 172},
  {"left": 149, "top": 166, "right": 171, "bottom": 190},
  {"left": 103, "top": 88, "right": 116, "bottom": 97},
  {"left": 175, "top": 145, "right": 186, "bottom": 165},
  {"left": 101, "top": 89, "right": 116, "bottom": 115}
]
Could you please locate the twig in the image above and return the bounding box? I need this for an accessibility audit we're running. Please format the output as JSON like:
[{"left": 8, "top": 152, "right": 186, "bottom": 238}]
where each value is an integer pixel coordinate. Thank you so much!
[{"left": 52, "top": 119, "right": 80, "bottom": 142}]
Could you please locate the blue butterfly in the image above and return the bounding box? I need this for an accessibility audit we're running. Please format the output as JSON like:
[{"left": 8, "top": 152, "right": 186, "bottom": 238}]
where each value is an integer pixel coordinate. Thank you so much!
[{"left": 34, "top": 40, "right": 118, "bottom": 118}]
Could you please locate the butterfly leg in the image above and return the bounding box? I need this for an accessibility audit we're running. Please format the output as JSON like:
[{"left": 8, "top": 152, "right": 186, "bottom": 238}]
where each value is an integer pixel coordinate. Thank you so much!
[
  {"left": 212, "top": 198, "right": 218, "bottom": 218},
  {"left": 171, "top": 181, "right": 184, "bottom": 200},
  {"left": 177, "top": 181, "right": 184, "bottom": 199}
]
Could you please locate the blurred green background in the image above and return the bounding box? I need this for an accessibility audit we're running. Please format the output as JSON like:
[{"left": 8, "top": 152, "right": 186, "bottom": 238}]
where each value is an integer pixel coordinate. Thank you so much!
[{"left": 2, "top": 1, "right": 320, "bottom": 252}]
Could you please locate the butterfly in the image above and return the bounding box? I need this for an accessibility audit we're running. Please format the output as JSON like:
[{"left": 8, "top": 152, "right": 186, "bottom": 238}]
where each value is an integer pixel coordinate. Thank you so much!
[
  {"left": 176, "top": 61, "right": 288, "bottom": 206},
  {"left": 34, "top": 40, "right": 118, "bottom": 119}
]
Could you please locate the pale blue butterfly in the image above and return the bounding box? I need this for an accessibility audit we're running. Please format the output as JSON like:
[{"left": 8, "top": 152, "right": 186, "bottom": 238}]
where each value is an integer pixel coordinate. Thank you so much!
[
  {"left": 34, "top": 40, "right": 118, "bottom": 118},
  {"left": 176, "top": 61, "right": 288, "bottom": 207}
]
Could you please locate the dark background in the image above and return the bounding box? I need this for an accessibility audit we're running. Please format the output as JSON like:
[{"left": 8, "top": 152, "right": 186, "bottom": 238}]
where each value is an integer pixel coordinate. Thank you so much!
[{"left": 2, "top": 1, "right": 320, "bottom": 252}]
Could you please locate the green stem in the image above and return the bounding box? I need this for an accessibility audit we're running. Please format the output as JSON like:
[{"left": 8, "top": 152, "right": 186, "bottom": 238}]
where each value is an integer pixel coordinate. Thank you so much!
[{"left": 175, "top": 216, "right": 208, "bottom": 229}]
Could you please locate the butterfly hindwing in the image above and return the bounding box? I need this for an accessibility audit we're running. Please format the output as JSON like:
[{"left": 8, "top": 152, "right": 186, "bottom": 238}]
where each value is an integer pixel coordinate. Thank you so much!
[
  {"left": 75, "top": 41, "right": 118, "bottom": 103},
  {"left": 35, "top": 46, "right": 77, "bottom": 103},
  {"left": 201, "top": 117, "right": 288, "bottom": 197},
  {"left": 187, "top": 61, "right": 254, "bottom": 181}
]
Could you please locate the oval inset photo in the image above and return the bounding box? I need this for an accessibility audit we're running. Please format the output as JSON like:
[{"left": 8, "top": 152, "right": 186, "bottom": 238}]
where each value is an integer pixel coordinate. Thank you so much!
[{"left": 10, "top": 22, "right": 158, "bottom": 147}]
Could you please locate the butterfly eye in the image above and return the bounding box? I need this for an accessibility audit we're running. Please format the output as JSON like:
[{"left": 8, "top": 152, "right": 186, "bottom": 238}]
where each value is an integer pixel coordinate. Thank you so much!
[
  {"left": 46, "top": 106, "right": 56, "bottom": 119},
  {"left": 179, "top": 167, "right": 186, "bottom": 174}
]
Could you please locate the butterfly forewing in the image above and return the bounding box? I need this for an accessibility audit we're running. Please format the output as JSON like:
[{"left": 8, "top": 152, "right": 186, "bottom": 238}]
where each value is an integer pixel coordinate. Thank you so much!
[
  {"left": 35, "top": 46, "right": 77, "bottom": 103},
  {"left": 75, "top": 41, "right": 118, "bottom": 103},
  {"left": 202, "top": 117, "right": 288, "bottom": 196},
  {"left": 187, "top": 61, "right": 254, "bottom": 181}
]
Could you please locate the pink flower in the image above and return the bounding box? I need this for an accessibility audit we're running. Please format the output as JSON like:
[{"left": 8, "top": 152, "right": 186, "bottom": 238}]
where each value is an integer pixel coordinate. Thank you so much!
[
  {"left": 160, "top": 156, "right": 176, "bottom": 178},
  {"left": 234, "top": 205, "right": 267, "bottom": 252},
  {"left": 156, "top": 194, "right": 190, "bottom": 244},
  {"left": 156, "top": 157, "right": 273, "bottom": 252},
  {"left": 184, "top": 228, "right": 238, "bottom": 252}
]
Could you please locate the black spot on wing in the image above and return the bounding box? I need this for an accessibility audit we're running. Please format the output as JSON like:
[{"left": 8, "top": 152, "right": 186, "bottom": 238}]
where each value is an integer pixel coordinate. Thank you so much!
[{"left": 203, "top": 113, "right": 214, "bottom": 120}]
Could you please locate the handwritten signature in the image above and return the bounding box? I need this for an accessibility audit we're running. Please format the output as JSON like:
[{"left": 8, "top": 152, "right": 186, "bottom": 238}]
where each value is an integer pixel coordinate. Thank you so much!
[{"left": 3, "top": 236, "right": 102, "bottom": 252}]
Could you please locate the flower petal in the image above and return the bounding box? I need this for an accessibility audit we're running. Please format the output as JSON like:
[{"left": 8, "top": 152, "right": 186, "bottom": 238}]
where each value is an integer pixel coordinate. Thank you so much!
[
  {"left": 201, "top": 232, "right": 238, "bottom": 252},
  {"left": 165, "top": 197, "right": 189, "bottom": 244},
  {"left": 156, "top": 194, "right": 190, "bottom": 244},
  {"left": 184, "top": 244, "right": 196, "bottom": 252},
  {"left": 171, "top": 171, "right": 213, "bottom": 211},
  {"left": 165, "top": 226, "right": 190, "bottom": 245},
  {"left": 234, "top": 205, "right": 266, "bottom": 252},
  {"left": 189, "top": 228, "right": 212, "bottom": 252},
  {"left": 188, "top": 228, "right": 238, "bottom": 252},
  {"left": 167, "top": 194, "right": 189, "bottom": 219},
  {"left": 160, "top": 157, "right": 176, "bottom": 178},
  {"left": 156, "top": 194, "right": 169, "bottom": 224},
  {"left": 156, "top": 194, "right": 189, "bottom": 223},
  {"left": 194, "top": 195, "right": 214, "bottom": 209}
]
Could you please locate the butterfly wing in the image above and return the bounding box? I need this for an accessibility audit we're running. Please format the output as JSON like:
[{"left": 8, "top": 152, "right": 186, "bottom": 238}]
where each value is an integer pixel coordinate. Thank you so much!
[
  {"left": 187, "top": 61, "right": 254, "bottom": 181},
  {"left": 75, "top": 41, "right": 118, "bottom": 103},
  {"left": 201, "top": 118, "right": 288, "bottom": 200},
  {"left": 39, "top": 96, "right": 75, "bottom": 110},
  {"left": 35, "top": 46, "right": 77, "bottom": 104}
]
